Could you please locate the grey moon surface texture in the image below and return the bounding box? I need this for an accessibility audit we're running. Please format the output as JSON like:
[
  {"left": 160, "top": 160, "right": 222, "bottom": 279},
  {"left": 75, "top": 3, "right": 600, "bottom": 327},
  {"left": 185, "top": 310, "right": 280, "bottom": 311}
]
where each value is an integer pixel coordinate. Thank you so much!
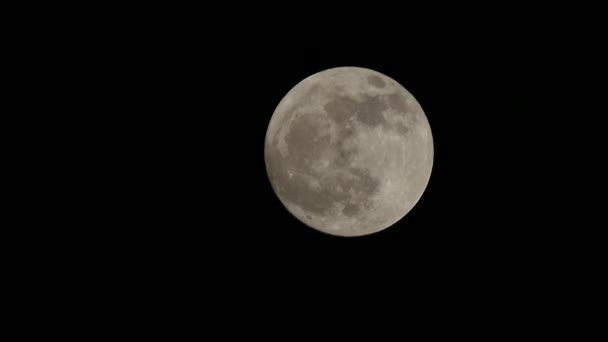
[{"left": 264, "top": 67, "right": 433, "bottom": 237}]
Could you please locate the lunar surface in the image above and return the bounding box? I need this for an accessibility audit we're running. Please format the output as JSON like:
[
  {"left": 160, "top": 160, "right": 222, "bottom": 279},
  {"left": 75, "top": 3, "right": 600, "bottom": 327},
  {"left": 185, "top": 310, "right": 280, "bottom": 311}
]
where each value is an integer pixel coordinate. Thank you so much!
[{"left": 264, "top": 67, "right": 433, "bottom": 237}]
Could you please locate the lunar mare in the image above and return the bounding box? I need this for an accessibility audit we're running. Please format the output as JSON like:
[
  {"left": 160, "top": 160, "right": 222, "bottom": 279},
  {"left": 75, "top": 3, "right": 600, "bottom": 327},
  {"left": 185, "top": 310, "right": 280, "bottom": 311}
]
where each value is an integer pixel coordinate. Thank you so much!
[{"left": 265, "top": 67, "right": 433, "bottom": 237}]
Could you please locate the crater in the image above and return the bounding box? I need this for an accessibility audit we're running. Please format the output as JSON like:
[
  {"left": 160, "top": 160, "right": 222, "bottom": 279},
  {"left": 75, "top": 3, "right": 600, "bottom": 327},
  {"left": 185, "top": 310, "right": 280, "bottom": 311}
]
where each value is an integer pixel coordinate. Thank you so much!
[
  {"left": 387, "top": 92, "right": 412, "bottom": 114},
  {"left": 356, "top": 95, "right": 388, "bottom": 127},
  {"left": 324, "top": 95, "right": 358, "bottom": 123},
  {"left": 367, "top": 75, "right": 386, "bottom": 88},
  {"left": 302, "top": 84, "right": 322, "bottom": 103},
  {"left": 333, "top": 144, "right": 356, "bottom": 167},
  {"left": 284, "top": 113, "right": 330, "bottom": 171},
  {"left": 280, "top": 172, "right": 335, "bottom": 215},
  {"left": 340, "top": 125, "right": 355, "bottom": 138},
  {"left": 333, "top": 126, "right": 358, "bottom": 168},
  {"left": 394, "top": 121, "right": 410, "bottom": 136},
  {"left": 342, "top": 203, "right": 360, "bottom": 217},
  {"left": 350, "top": 167, "right": 381, "bottom": 196}
]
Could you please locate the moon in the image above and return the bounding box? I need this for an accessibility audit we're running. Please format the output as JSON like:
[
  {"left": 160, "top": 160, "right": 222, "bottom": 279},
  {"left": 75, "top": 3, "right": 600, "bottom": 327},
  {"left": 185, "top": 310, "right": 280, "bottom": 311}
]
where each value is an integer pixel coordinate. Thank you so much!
[{"left": 264, "top": 67, "right": 433, "bottom": 237}]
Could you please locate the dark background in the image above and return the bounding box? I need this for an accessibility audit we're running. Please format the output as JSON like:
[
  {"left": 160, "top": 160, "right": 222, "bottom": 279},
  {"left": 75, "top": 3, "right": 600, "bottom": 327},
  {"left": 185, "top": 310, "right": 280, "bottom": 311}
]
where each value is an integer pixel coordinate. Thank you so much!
[
  {"left": 11, "top": 5, "right": 602, "bottom": 329},
  {"left": 112, "top": 30, "right": 546, "bottom": 281},
  {"left": 63, "top": 9, "right": 601, "bottom": 307},
  {"left": 1, "top": 3, "right": 603, "bottom": 335}
]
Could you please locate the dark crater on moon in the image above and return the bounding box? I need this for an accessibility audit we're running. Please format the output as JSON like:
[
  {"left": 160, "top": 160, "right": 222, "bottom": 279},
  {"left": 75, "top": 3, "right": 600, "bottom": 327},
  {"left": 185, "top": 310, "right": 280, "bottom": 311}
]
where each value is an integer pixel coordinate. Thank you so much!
[
  {"left": 387, "top": 92, "right": 409, "bottom": 113},
  {"left": 367, "top": 75, "right": 386, "bottom": 88},
  {"left": 324, "top": 95, "right": 358, "bottom": 124},
  {"left": 333, "top": 125, "right": 357, "bottom": 167},
  {"left": 324, "top": 93, "right": 411, "bottom": 136},
  {"left": 395, "top": 121, "right": 410, "bottom": 135},
  {"left": 356, "top": 95, "right": 388, "bottom": 126},
  {"left": 284, "top": 113, "right": 330, "bottom": 169},
  {"left": 324, "top": 94, "right": 387, "bottom": 128}
]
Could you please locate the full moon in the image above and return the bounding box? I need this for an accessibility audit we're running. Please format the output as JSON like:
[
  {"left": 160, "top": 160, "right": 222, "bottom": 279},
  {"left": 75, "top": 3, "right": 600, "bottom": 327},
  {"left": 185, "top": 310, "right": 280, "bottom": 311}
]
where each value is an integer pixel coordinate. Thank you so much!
[{"left": 264, "top": 67, "right": 433, "bottom": 237}]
